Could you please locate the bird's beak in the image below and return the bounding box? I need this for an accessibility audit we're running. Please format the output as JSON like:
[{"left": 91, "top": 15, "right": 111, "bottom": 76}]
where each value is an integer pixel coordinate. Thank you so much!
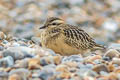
[{"left": 39, "top": 25, "right": 46, "bottom": 29}]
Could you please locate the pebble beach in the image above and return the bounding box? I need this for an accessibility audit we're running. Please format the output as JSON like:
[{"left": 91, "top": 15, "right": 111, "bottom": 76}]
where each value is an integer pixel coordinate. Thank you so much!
[{"left": 0, "top": 0, "right": 120, "bottom": 80}]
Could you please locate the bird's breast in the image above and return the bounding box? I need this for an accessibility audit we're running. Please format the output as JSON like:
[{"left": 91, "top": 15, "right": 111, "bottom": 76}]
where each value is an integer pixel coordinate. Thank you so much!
[{"left": 46, "top": 34, "right": 82, "bottom": 55}]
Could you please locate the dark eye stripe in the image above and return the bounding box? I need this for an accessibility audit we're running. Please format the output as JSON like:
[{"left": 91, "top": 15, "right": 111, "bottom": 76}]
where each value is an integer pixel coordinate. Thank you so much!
[{"left": 49, "top": 23, "right": 62, "bottom": 26}]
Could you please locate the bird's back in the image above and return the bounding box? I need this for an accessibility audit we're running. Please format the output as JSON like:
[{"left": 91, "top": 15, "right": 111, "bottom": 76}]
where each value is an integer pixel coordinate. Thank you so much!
[{"left": 61, "top": 24, "right": 105, "bottom": 50}]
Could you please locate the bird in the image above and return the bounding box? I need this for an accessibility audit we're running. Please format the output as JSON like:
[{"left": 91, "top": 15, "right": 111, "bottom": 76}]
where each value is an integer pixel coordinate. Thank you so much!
[{"left": 35, "top": 17, "right": 105, "bottom": 56}]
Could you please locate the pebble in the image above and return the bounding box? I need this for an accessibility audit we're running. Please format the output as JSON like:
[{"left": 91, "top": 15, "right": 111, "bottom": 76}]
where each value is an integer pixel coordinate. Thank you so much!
[
  {"left": 2, "top": 47, "right": 34, "bottom": 60},
  {"left": 62, "top": 55, "right": 83, "bottom": 63},
  {"left": 40, "top": 56, "right": 54, "bottom": 66},
  {"left": 0, "top": 56, "right": 14, "bottom": 67},
  {"left": 108, "top": 43, "right": 120, "bottom": 49},
  {"left": 104, "top": 49, "right": 120, "bottom": 59},
  {"left": 0, "top": 46, "right": 4, "bottom": 51},
  {"left": 102, "top": 19, "right": 118, "bottom": 32},
  {"left": 76, "top": 69, "right": 98, "bottom": 78},
  {"left": 0, "top": 31, "right": 6, "bottom": 40},
  {"left": 93, "top": 64, "right": 109, "bottom": 73},
  {"left": 0, "top": 71, "right": 8, "bottom": 80},
  {"left": 112, "top": 58, "right": 120, "bottom": 66},
  {"left": 9, "top": 68, "right": 30, "bottom": 80},
  {"left": 53, "top": 55, "right": 62, "bottom": 65},
  {"left": 14, "top": 58, "right": 29, "bottom": 68},
  {"left": 8, "top": 74, "right": 23, "bottom": 80},
  {"left": 28, "top": 58, "right": 41, "bottom": 69},
  {"left": 35, "top": 68, "right": 55, "bottom": 80}
]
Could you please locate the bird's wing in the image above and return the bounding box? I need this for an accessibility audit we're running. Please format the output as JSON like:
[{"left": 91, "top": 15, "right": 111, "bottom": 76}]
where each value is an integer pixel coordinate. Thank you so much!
[{"left": 62, "top": 24, "right": 97, "bottom": 50}]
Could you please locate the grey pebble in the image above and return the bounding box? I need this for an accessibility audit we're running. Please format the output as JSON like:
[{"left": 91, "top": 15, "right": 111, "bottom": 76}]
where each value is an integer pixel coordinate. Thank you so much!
[
  {"left": 9, "top": 68, "right": 30, "bottom": 79},
  {"left": 62, "top": 55, "right": 83, "bottom": 63},
  {"left": 0, "top": 71, "right": 9, "bottom": 78},
  {"left": 0, "top": 56, "right": 14, "bottom": 67},
  {"left": 2, "top": 47, "right": 34, "bottom": 60},
  {"left": 0, "top": 46, "right": 4, "bottom": 51},
  {"left": 40, "top": 56, "right": 54, "bottom": 66},
  {"left": 108, "top": 43, "right": 120, "bottom": 49},
  {"left": 76, "top": 69, "right": 98, "bottom": 78},
  {"left": 100, "top": 71, "right": 108, "bottom": 76},
  {"left": 37, "top": 69, "right": 54, "bottom": 80}
]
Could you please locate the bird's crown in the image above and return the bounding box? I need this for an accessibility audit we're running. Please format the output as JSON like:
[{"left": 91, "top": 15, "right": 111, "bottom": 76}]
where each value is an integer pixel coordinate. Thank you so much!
[{"left": 39, "top": 17, "right": 64, "bottom": 29}]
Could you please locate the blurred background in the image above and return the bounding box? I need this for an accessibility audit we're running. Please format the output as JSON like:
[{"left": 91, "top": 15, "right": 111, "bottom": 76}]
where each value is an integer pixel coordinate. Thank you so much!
[{"left": 0, "top": 0, "right": 120, "bottom": 45}]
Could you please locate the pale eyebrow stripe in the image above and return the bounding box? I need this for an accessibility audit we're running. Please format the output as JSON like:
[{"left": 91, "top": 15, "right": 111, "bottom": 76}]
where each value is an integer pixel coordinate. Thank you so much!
[{"left": 51, "top": 20, "right": 64, "bottom": 23}]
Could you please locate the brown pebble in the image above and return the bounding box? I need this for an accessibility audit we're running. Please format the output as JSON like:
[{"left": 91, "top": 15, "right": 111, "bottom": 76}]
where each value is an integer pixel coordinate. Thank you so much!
[
  {"left": 107, "top": 63, "right": 115, "bottom": 72},
  {"left": 56, "top": 64, "right": 71, "bottom": 79},
  {"left": 28, "top": 58, "right": 42, "bottom": 70},
  {"left": 58, "top": 72, "right": 71, "bottom": 79},
  {"left": 64, "top": 62, "right": 78, "bottom": 68},
  {"left": 53, "top": 55, "right": 62, "bottom": 65},
  {"left": 93, "top": 64, "right": 109, "bottom": 73},
  {"left": 56, "top": 64, "right": 69, "bottom": 72},
  {"left": 107, "top": 72, "right": 118, "bottom": 80},
  {"left": 8, "top": 74, "right": 21, "bottom": 80},
  {"left": 84, "top": 55, "right": 101, "bottom": 64},
  {"left": 114, "top": 67, "right": 120, "bottom": 73}
]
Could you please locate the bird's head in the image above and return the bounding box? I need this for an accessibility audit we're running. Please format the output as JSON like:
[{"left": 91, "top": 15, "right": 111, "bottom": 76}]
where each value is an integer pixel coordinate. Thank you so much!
[{"left": 39, "top": 17, "right": 64, "bottom": 29}]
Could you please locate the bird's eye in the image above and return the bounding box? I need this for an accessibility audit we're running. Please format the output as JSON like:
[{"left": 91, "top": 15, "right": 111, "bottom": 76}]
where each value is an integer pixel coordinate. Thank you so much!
[{"left": 52, "top": 23, "right": 57, "bottom": 25}]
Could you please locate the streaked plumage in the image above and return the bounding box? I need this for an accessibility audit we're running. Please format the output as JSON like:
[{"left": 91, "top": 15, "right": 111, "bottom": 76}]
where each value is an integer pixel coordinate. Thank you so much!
[{"left": 36, "top": 17, "right": 105, "bottom": 56}]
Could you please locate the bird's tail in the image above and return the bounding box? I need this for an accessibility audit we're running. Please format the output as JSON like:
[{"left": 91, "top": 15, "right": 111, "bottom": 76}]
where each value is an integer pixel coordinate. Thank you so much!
[{"left": 92, "top": 44, "right": 107, "bottom": 51}]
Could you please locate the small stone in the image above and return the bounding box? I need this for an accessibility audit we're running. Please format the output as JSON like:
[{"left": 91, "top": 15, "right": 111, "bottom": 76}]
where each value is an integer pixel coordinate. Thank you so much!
[
  {"left": 12, "top": 42, "right": 20, "bottom": 47},
  {"left": 102, "top": 19, "right": 118, "bottom": 32},
  {"left": 53, "top": 55, "right": 62, "bottom": 65},
  {"left": 64, "top": 61, "right": 78, "bottom": 68},
  {"left": 35, "top": 47, "right": 56, "bottom": 56},
  {"left": 2, "top": 47, "right": 34, "bottom": 60},
  {"left": 28, "top": 58, "right": 41, "bottom": 69},
  {"left": 108, "top": 63, "right": 115, "bottom": 72},
  {"left": 9, "top": 68, "right": 30, "bottom": 80},
  {"left": 114, "top": 67, "right": 120, "bottom": 73},
  {"left": 76, "top": 69, "right": 98, "bottom": 78},
  {"left": 85, "top": 64, "right": 94, "bottom": 69},
  {"left": 62, "top": 55, "right": 83, "bottom": 63},
  {"left": 8, "top": 74, "right": 22, "bottom": 80},
  {"left": 2, "top": 40, "right": 9, "bottom": 44},
  {"left": 0, "top": 46, "right": 4, "bottom": 51},
  {"left": 0, "top": 56, "right": 14, "bottom": 67},
  {"left": 102, "top": 56, "right": 110, "bottom": 61},
  {"left": 93, "top": 64, "right": 109, "bottom": 73},
  {"left": 94, "top": 59, "right": 101, "bottom": 64},
  {"left": 112, "top": 58, "right": 120, "bottom": 66},
  {"left": 40, "top": 56, "right": 54, "bottom": 66},
  {"left": 107, "top": 72, "right": 118, "bottom": 80},
  {"left": 100, "top": 71, "right": 109, "bottom": 76},
  {"left": 85, "top": 55, "right": 102, "bottom": 64},
  {"left": 36, "top": 68, "right": 55, "bottom": 80},
  {"left": 57, "top": 71, "right": 71, "bottom": 79},
  {"left": 104, "top": 49, "right": 120, "bottom": 59},
  {"left": 0, "top": 71, "right": 8, "bottom": 80},
  {"left": 0, "top": 31, "right": 6, "bottom": 40},
  {"left": 14, "top": 58, "right": 29, "bottom": 68},
  {"left": 56, "top": 64, "right": 69, "bottom": 72},
  {"left": 108, "top": 43, "right": 120, "bottom": 49}
]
